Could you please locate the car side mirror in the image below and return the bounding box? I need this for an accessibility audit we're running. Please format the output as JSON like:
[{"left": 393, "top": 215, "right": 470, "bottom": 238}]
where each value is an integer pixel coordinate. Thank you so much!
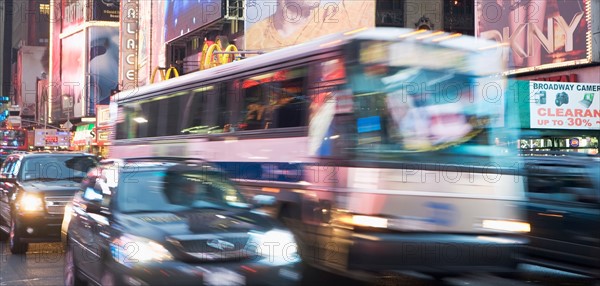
[
  {"left": 253, "top": 195, "right": 276, "bottom": 207},
  {"left": 82, "top": 187, "right": 104, "bottom": 214},
  {"left": 83, "top": 201, "right": 103, "bottom": 214}
]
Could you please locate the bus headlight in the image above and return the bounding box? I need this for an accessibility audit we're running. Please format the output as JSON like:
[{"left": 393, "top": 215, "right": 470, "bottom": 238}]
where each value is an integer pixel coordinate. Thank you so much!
[
  {"left": 247, "top": 229, "right": 300, "bottom": 266},
  {"left": 110, "top": 235, "right": 173, "bottom": 265},
  {"left": 339, "top": 215, "right": 388, "bottom": 229},
  {"left": 482, "top": 220, "right": 530, "bottom": 233},
  {"left": 18, "top": 193, "right": 44, "bottom": 212}
]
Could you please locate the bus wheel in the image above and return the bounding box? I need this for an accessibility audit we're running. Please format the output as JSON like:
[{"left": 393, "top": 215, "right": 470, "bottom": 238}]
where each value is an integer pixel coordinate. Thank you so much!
[{"left": 278, "top": 203, "right": 300, "bottom": 223}]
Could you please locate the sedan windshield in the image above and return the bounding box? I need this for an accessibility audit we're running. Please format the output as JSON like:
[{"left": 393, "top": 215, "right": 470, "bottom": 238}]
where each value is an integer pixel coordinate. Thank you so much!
[
  {"left": 20, "top": 156, "right": 97, "bottom": 182},
  {"left": 118, "top": 170, "right": 250, "bottom": 213}
]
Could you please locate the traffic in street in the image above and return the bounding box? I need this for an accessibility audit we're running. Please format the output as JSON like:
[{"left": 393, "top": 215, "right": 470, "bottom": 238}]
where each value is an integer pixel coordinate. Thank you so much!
[
  {"left": 1, "top": 242, "right": 598, "bottom": 286},
  {"left": 1, "top": 0, "right": 599, "bottom": 284}
]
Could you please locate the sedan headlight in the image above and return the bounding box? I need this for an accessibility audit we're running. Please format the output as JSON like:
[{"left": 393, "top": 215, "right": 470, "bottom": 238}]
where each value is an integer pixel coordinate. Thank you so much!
[
  {"left": 247, "top": 229, "right": 300, "bottom": 266},
  {"left": 110, "top": 235, "right": 173, "bottom": 266},
  {"left": 18, "top": 193, "right": 44, "bottom": 212}
]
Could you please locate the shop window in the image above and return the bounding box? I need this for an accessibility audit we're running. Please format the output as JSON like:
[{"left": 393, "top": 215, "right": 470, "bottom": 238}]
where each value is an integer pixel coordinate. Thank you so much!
[{"left": 376, "top": 0, "right": 404, "bottom": 27}]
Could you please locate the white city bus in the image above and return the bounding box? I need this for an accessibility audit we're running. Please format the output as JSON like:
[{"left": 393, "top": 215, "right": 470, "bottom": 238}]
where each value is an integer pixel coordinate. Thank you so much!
[{"left": 110, "top": 28, "right": 529, "bottom": 281}]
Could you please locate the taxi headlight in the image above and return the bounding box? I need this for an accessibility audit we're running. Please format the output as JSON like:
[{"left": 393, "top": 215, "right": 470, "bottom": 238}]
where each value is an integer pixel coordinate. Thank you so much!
[
  {"left": 110, "top": 235, "right": 173, "bottom": 265},
  {"left": 18, "top": 193, "right": 44, "bottom": 212},
  {"left": 482, "top": 219, "right": 531, "bottom": 233},
  {"left": 247, "top": 229, "right": 300, "bottom": 266}
]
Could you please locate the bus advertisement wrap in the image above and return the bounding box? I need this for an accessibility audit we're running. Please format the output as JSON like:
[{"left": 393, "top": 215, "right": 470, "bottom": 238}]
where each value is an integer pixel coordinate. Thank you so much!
[{"left": 530, "top": 81, "right": 600, "bottom": 130}]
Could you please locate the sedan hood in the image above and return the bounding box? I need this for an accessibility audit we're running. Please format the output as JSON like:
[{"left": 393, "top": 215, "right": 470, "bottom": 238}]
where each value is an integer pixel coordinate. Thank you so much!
[
  {"left": 20, "top": 180, "right": 82, "bottom": 195},
  {"left": 117, "top": 209, "right": 274, "bottom": 240}
]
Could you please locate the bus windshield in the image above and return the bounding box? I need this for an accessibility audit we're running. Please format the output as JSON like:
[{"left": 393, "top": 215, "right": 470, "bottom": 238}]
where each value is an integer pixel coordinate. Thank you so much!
[{"left": 311, "top": 40, "right": 516, "bottom": 165}]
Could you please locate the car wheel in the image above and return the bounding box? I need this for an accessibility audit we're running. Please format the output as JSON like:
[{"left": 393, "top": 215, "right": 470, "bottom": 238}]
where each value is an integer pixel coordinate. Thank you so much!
[
  {"left": 9, "top": 218, "right": 29, "bottom": 254},
  {"left": 0, "top": 217, "right": 8, "bottom": 241},
  {"left": 64, "top": 242, "right": 87, "bottom": 286},
  {"left": 100, "top": 267, "right": 122, "bottom": 286}
]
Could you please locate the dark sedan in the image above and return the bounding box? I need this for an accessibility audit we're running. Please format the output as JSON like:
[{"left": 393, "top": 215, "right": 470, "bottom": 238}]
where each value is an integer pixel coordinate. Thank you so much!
[
  {"left": 63, "top": 157, "right": 302, "bottom": 286},
  {"left": 521, "top": 153, "right": 600, "bottom": 278},
  {"left": 0, "top": 152, "right": 98, "bottom": 253}
]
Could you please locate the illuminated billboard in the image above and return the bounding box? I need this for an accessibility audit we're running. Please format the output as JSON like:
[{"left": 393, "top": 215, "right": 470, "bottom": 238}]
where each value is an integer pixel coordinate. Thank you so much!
[
  {"left": 245, "top": 0, "right": 375, "bottom": 51},
  {"left": 91, "top": 0, "right": 120, "bottom": 21},
  {"left": 475, "top": 0, "right": 591, "bottom": 74},
  {"left": 164, "top": 0, "right": 223, "bottom": 43},
  {"left": 89, "top": 26, "right": 119, "bottom": 108}
]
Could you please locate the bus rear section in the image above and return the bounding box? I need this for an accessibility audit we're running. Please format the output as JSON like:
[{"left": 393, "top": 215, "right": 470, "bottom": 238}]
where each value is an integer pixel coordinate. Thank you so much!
[{"left": 292, "top": 30, "right": 529, "bottom": 279}]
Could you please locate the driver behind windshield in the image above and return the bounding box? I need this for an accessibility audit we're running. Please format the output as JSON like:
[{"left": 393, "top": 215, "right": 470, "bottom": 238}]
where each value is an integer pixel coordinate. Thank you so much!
[
  {"left": 167, "top": 176, "right": 223, "bottom": 206},
  {"left": 21, "top": 156, "right": 95, "bottom": 181}
]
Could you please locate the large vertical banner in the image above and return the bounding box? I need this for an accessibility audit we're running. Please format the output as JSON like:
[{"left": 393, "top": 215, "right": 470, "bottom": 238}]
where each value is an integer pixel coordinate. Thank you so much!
[
  {"left": 89, "top": 26, "right": 119, "bottom": 110},
  {"left": 245, "top": 0, "right": 375, "bottom": 51},
  {"left": 150, "top": 1, "right": 167, "bottom": 82},
  {"left": 120, "top": 0, "right": 139, "bottom": 91},
  {"left": 475, "top": 0, "right": 591, "bottom": 74},
  {"left": 530, "top": 81, "right": 600, "bottom": 130},
  {"left": 49, "top": 0, "right": 62, "bottom": 122},
  {"left": 61, "top": 32, "right": 85, "bottom": 118},
  {"left": 137, "top": 0, "right": 151, "bottom": 86}
]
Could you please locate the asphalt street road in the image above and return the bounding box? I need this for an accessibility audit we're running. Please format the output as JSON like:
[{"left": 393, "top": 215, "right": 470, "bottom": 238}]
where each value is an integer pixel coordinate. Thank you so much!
[{"left": 0, "top": 242, "right": 598, "bottom": 286}]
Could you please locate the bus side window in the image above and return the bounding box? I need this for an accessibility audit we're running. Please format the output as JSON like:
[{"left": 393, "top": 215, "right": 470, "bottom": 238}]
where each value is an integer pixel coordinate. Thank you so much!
[
  {"left": 240, "top": 80, "right": 267, "bottom": 131},
  {"left": 239, "top": 68, "right": 308, "bottom": 131},
  {"left": 180, "top": 87, "right": 210, "bottom": 134},
  {"left": 216, "top": 83, "right": 232, "bottom": 133}
]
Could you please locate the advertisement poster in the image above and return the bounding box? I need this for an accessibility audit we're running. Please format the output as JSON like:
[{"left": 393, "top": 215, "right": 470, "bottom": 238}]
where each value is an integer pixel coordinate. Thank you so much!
[
  {"left": 91, "top": 0, "right": 120, "bottom": 21},
  {"left": 61, "top": 0, "right": 85, "bottom": 31},
  {"left": 475, "top": 0, "right": 591, "bottom": 74},
  {"left": 164, "top": 0, "right": 223, "bottom": 43},
  {"left": 530, "top": 81, "right": 600, "bottom": 130},
  {"left": 89, "top": 26, "right": 119, "bottom": 109},
  {"left": 17, "top": 47, "right": 47, "bottom": 117},
  {"left": 245, "top": 0, "right": 375, "bottom": 51},
  {"left": 61, "top": 32, "right": 85, "bottom": 118}
]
